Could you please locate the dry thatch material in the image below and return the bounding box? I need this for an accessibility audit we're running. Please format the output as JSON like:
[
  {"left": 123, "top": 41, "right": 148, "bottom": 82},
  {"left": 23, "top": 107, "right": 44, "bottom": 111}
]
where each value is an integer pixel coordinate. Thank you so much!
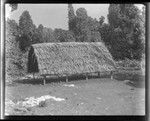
[{"left": 28, "top": 42, "right": 116, "bottom": 76}]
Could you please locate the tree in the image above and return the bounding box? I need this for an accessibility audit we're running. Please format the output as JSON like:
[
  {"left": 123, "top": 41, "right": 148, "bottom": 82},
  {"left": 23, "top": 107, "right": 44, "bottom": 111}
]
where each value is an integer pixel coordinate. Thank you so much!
[
  {"left": 19, "top": 33, "right": 31, "bottom": 52},
  {"left": 75, "top": 8, "right": 89, "bottom": 42},
  {"left": 35, "top": 25, "right": 57, "bottom": 43},
  {"left": 105, "top": 4, "right": 144, "bottom": 60},
  {"left": 140, "top": 6, "right": 145, "bottom": 49},
  {"left": 68, "top": 4, "right": 76, "bottom": 31},
  {"left": 65, "top": 31, "right": 76, "bottom": 42},
  {"left": 99, "top": 16, "right": 105, "bottom": 26},
  {"left": 5, "top": 19, "right": 26, "bottom": 82},
  {"left": 6, "top": 19, "right": 20, "bottom": 55},
  {"left": 107, "top": 4, "right": 121, "bottom": 28},
  {"left": 76, "top": 8, "right": 88, "bottom": 19},
  {"left": 9, "top": 4, "right": 18, "bottom": 12},
  {"left": 31, "top": 24, "right": 42, "bottom": 44},
  {"left": 69, "top": 7, "right": 101, "bottom": 42},
  {"left": 54, "top": 28, "right": 75, "bottom": 42},
  {"left": 36, "top": 24, "right": 44, "bottom": 43},
  {"left": 42, "top": 27, "right": 56, "bottom": 43},
  {"left": 19, "top": 10, "right": 34, "bottom": 51},
  {"left": 91, "top": 31, "right": 102, "bottom": 42},
  {"left": 19, "top": 11, "right": 34, "bottom": 35},
  {"left": 98, "top": 23, "right": 112, "bottom": 46}
]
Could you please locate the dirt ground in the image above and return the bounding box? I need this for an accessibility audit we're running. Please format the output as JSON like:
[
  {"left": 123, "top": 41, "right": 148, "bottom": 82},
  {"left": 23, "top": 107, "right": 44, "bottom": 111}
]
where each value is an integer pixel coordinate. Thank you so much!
[{"left": 5, "top": 74, "right": 145, "bottom": 115}]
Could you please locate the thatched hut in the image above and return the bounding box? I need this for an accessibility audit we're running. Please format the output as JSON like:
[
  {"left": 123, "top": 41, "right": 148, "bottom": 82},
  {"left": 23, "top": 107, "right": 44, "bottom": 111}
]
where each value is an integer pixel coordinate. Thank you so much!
[{"left": 28, "top": 42, "right": 116, "bottom": 83}]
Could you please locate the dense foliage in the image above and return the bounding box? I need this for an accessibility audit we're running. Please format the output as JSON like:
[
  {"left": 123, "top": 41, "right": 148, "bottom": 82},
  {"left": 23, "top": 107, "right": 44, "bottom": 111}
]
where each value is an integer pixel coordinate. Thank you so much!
[
  {"left": 68, "top": 6, "right": 102, "bottom": 42},
  {"left": 99, "top": 4, "right": 145, "bottom": 61},
  {"left": 54, "top": 29, "right": 75, "bottom": 42},
  {"left": 68, "top": 4, "right": 76, "bottom": 32},
  {"left": 5, "top": 19, "right": 27, "bottom": 82},
  {"left": 9, "top": 4, "right": 18, "bottom": 12}
]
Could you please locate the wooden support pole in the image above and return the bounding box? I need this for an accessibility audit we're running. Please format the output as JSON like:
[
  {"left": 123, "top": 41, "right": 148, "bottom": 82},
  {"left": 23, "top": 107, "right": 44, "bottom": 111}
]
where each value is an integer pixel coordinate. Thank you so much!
[
  {"left": 66, "top": 75, "right": 68, "bottom": 82},
  {"left": 43, "top": 76, "right": 46, "bottom": 85},
  {"left": 110, "top": 71, "right": 113, "bottom": 80},
  {"left": 33, "top": 73, "right": 35, "bottom": 79},
  {"left": 86, "top": 73, "right": 88, "bottom": 81},
  {"left": 111, "top": 75, "right": 113, "bottom": 80},
  {"left": 98, "top": 72, "right": 100, "bottom": 77}
]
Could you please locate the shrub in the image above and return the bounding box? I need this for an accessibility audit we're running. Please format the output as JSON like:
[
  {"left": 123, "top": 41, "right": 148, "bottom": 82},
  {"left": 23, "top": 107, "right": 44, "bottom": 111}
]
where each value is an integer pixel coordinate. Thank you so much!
[{"left": 116, "top": 58, "right": 141, "bottom": 69}]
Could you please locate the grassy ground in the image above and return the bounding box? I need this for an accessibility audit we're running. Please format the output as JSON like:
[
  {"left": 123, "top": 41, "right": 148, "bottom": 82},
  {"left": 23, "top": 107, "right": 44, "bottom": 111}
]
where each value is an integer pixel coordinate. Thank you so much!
[{"left": 5, "top": 70, "right": 145, "bottom": 115}]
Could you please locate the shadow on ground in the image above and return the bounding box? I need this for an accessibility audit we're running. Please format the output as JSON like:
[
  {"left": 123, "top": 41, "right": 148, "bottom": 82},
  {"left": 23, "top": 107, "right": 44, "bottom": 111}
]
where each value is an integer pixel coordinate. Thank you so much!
[
  {"left": 12, "top": 73, "right": 111, "bottom": 85},
  {"left": 11, "top": 70, "right": 145, "bottom": 89}
]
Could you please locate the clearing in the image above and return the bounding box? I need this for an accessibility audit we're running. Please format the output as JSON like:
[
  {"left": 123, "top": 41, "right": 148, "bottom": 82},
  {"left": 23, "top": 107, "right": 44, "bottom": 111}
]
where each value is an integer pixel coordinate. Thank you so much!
[{"left": 5, "top": 72, "right": 145, "bottom": 115}]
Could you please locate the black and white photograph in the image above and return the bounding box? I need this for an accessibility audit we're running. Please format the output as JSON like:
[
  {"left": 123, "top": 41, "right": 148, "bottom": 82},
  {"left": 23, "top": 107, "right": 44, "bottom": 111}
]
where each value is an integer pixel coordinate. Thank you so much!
[{"left": 1, "top": 2, "right": 146, "bottom": 117}]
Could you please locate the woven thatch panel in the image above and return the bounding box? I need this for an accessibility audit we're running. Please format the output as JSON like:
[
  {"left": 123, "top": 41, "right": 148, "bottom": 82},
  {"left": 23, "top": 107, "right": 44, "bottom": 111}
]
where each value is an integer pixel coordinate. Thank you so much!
[{"left": 28, "top": 42, "right": 116, "bottom": 76}]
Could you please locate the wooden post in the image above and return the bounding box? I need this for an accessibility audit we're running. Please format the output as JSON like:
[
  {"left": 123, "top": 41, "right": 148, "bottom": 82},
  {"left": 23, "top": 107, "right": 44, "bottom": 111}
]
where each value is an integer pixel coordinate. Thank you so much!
[
  {"left": 98, "top": 72, "right": 100, "bottom": 78},
  {"left": 33, "top": 73, "right": 35, "bottom": 79},
  {"left": 110, "top": 71, "right": 113, "bottom": 80},
  {"left": 66, "top": 75, "right": 68, "bottom": 82},
  {"left": 86, "top": 73, "right": 88, "bottom": 81},
  {"left": 43, "top": 76, "right": 46, "bottom": 85}
]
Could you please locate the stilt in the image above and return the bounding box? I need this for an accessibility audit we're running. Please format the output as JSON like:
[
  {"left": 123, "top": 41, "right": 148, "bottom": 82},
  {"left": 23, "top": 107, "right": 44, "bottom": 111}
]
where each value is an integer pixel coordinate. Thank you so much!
[
  {"left": 33, "top": 73, "right": 35, "bottom": 79},
  {"left": 110, "top": 71, "right": 113, "bottom": 80},
  {"left": 86, "top": 74, "right": 88, "bottom": 81},
  {"left": 66, "top": 75, "right": 68, "bottom": 82},
  {"left": 43, "top": 76, "right": 46, "bottom": 85},
  {"left": 98, "top": 72, "right": 100, "bottom": 77},
  {"left": 111, "top": 75, "right": 113, "bottom": 80}
]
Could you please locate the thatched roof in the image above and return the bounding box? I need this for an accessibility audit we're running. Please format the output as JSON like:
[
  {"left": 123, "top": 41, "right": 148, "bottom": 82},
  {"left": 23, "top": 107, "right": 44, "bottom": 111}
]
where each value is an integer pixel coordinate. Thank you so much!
[{"left": 28, "top": 42, "right": 116, "bottom": 76}]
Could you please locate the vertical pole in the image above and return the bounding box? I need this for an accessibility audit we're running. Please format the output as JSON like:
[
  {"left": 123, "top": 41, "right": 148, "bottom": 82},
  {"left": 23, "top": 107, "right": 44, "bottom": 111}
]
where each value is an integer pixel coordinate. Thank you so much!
[
  {"left": 66, "top": 75, "right": 68, "bottom": 82},
  {"left": 43, "top": 76, "right": 46, "bottom": 85},
  {"left": 110, "top": 71, "right": 113, "bottom": 80},
  {"left": 98, "top": 72, "right": 100, "bottom": 77},
  {"left": 33, "top": 73, "right": 35, "bottom": 79},
  {"left": 86, "top": 73, "right": 88, "bottom": 81}
]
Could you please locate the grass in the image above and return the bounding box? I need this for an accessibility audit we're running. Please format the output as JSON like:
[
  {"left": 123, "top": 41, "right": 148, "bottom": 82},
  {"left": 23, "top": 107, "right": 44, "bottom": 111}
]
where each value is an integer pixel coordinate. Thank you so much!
[{"left": 5, "top": 77, "right": 145, "bottom": 115}]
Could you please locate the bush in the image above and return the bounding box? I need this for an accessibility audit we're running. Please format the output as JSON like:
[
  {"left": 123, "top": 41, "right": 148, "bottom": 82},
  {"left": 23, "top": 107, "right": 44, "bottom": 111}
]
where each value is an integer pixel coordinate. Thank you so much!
[
  {"left": 116, "top": 58, "right": 141, "bottom": 69},
  {"left": 114, "top": 70, "right": 144, "bottom": 81},
  {"left": 6, "top": 19, "right": 28, "bottom": 83}
]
